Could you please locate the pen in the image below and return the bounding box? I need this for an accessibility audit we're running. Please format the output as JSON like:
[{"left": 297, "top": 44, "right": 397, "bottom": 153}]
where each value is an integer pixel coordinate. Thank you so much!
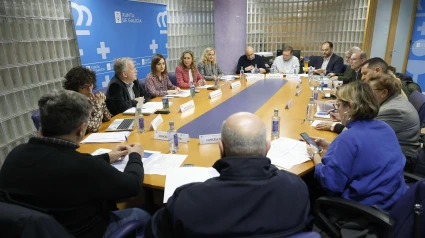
[
  {"left": 124, "top": 135, "right": 129, "bottom": 145},
  {"left": 328, "top": 104, "right": 337, "bottom": 115}
]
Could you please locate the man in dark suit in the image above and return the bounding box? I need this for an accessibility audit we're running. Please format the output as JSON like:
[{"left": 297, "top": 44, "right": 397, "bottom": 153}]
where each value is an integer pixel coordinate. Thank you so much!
[
  {"left": 106, "top": 57, "right": 151, "bottom": 115},
  {"left": 343, "top": 50, "right": 367, "bottom": 84},
  {"left": 309, "top": 41, "right": 344, "bottom": 74},
  {"left": 147, "top": 112, "right": 310, "bottom": 238}
]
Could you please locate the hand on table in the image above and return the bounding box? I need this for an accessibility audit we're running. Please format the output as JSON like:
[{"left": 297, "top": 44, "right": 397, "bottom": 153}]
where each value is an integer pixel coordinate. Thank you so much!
[
  {"left": 128, "top": 143, "right": 144, "bottom": 157},
  {"left": 245, "top": 66, "right": 254, "bottom": 72},
  {"left": 108, "top": 145, "right": 130, "bottom": 163},
  {"left": 259, "top": 68, "right": 266, "bottom": 74},
  {"left": 315, "top": 121, "right": 333, "bottom": 131}
]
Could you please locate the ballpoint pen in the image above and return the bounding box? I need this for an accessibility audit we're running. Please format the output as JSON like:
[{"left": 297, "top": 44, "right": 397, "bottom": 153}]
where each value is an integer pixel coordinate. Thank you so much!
[
  {"left": 328, "top": 104, "right": 337, "bottom": 115},
  {"left": 124, "top": 135, "right": 129, "bottom": 145}
]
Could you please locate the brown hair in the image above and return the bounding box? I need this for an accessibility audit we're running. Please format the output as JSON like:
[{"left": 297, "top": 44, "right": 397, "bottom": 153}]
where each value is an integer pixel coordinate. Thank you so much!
[
  {"left": 336, "top": 81, "right": 379, "bottom": 121},
  {"left": 151, "top": 54, "right": 168, "bottom": 76},
  {"left": 179, "top": 50, "right": 198, "bottom": 78},
  {"left": 368, "top": 73, "right": 402, "bottom": 96}
]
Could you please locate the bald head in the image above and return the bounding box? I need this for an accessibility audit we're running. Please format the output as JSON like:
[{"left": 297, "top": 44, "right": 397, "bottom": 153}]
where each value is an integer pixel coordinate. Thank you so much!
[
  {"left": 245, "top": 46, "right": 255, "bottom": 60},
  {"left": 220, "top": 112, "right": 270, "bottom": 157}
]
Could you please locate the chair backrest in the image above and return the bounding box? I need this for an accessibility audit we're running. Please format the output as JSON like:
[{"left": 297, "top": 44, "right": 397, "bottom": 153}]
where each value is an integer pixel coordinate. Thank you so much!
[
  {"left": 0, "top": 201, "right": 73, "bottom": 238},
  {"left": 276, "top": 49, "right": 283, "bottom": 57},
  {"left": 293, "top": 50, "right": 301, "bottom": 60},
  {"left": 138, "top": 78, "right": 146, "bottom": 89},
  {"left": 388, "top": 179, "right": 425, "bottom": 237},
  {"left": 168, "top": 72, "right": 177, "bottom": 86},
  {"left": 31, "top": 109, "right": 40, "bottom": 130},
  {"left": 408, "top": 91, "right": 425, "bottom": 126},
  {"left": 396, "top": 72, "right": 413, "bottom": 82}
]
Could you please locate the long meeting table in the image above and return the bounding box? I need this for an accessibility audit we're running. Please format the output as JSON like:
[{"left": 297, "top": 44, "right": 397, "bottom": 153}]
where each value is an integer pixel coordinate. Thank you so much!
[{"left": 77, "top": 75, "right": 337, "bottom": 193}]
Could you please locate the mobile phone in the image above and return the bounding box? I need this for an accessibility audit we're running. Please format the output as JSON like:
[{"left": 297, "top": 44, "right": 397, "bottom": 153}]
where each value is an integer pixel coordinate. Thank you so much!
[
  {"left": 300, "top": 132, "right": 323, "bottom": 153},
  {"left": 154, "top": 110, "right": 170, "bottom": 114},
  {"left": 182, "top": 164, "right": 194, "bottom": 167},
  {"left": 207, "top": 86, "right": 218, "bottom": 90}
]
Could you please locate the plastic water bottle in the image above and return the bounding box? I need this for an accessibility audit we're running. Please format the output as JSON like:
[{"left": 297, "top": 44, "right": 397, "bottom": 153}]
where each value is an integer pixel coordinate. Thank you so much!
[
  {"left": 319, "top": 75, "right": 324, "bottom": 94},
  {"left": 308, "top": 66, "right": 314, "bottom": 86},
  {"left": 135, "top": 107, "right": 144, "bottom": 134},
  {"left": 270, "top": 66, "right": 274, "bottom": 74},
  {"left": 162, "top": 97, "right": 169, "bottom": 112},
  {"left": 313, "top": 86, "right": 319, "bottom": 103},
  {"left": 168, "top": 121, "right": 178, "bottom": 153},
  {"left": 240, "top": 66, "right": 244, "bottom": 80},
  {"left": 307, "top": 97, "right": 316, "bottom": 123},
  {"left": 189, "top": 81, "right": 195, "bottom": 98},
  {"left": 294, "top": 65, "right": 298, "bottom": 76},
  {"left": 271, "top": 109, "right": 280, "bottom": 139},
  {"left": 254, "top": 64, "right": 259, "bottom": 74}
]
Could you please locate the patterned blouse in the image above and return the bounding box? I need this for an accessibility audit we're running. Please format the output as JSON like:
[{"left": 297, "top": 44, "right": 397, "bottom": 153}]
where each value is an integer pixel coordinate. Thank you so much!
[
  {"left": 87, "top": 96, "right": 112, "bottom": 133},
  {"left": 145, "top": 72, "right": 177, "bottom": 97}
]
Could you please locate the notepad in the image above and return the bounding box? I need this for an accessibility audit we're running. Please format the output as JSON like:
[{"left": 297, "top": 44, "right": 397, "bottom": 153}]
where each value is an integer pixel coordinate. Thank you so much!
[
  {"left": 220, "top": 75, "right": 236, "bottom": 81},
  {"left": 166, "top": 90, "right": 190, "bottom": 98},
  {"left": 123, "top": 102, "right": 172, "bottom": 115},
  {"left": 164, "top": 167, "right": 220, "bottom": 203}
]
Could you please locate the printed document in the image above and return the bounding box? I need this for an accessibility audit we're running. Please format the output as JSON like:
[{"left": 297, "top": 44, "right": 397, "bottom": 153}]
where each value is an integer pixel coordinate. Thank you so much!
[
  {"left": 166, "top": 90, "right": 190, "bottom": 98},
  {"left": 266, "top": 137, "right": 311, "bottom": 169},
  {"left": 80, "top": 131, "right": 131, "bottom": 143}
]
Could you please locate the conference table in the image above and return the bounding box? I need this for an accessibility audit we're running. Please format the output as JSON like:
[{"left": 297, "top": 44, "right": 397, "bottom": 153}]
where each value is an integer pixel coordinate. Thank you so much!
[{"left": 77, "top": 74, "right": 337, "bottom": 204}]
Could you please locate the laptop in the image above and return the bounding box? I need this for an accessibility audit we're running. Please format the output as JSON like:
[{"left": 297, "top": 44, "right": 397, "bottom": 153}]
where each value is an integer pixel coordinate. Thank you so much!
[{"left": 105, "top": 118, "right": 134, "bottom": 132}]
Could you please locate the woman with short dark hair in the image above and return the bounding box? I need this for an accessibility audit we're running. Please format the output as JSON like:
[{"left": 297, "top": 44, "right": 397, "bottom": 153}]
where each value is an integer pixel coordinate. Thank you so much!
[
  {"left": 64, "top": 66, "right": 111, "bottom": 133},
  {"left": 145, "top": 54, "right": 180, "bottom": 97},
  {"left": 307, "top": 81, "right": 406, "bottom": 212}
]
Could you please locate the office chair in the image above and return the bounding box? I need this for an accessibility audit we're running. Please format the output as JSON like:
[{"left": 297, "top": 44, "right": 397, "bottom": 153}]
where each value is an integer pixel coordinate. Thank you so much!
[
  {"left": 31, "top": 109, "right": 40, "bottom": 130},
  {"left": 168, "top": 72, "right": 177, "bottom": 86},
  {"left": 287, "top": 231, "right": 321, "bottom": 238},
  {"left": 408, "top": 91, "right": 425, "bottom": 127},
  {"left": 315, "top": 178, "right": 425, "bottom": 238}
]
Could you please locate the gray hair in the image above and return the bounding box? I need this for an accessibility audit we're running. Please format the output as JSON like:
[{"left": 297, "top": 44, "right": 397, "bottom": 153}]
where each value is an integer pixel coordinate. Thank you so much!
[
  {"left": 221, "top": 121, "right": 267, "bottom": 157},
  {"left": 347, "top": 46, "right": 361, "bottom": 55},
  {"left": 38, "top": 90, "right": 92, "bottom": 137},
  {"left": 113, "top": 57, "right": 132, "bottom": 76}
]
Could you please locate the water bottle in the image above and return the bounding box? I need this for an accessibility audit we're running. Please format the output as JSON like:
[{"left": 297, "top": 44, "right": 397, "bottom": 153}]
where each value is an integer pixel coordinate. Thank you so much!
[
  {"left": 294, "top": 65, "right": 298, "bottom": 76},
  {"left": 313, "top": 86, "right": 319, "bottom": 103},
  {"left": 168, "top": 121, "right": 178, "bottom": 153},
  {"left": 214, "top": 76, "right": 219, "bottom": 88},
  {"left": 135, "top": 107, "right": 144, "bottom": 134},
  {"left": 240, "top": 66, "right": 244, "bottom": 80},
  {"left": 270, "top": 66, "right": 274, "bottom": 74},
  {"left": 254, "top": 64, "right": 259, "bottom": 74},
  {"left": 271, "top": 109, "right": 280, "bottom": 139},
  {"left": 319, "top": 75, "right": 324, "bottom": 94},
  {"left": 162, "top": 96, "right": 169, "bottom": 112},
  {"left": 190, "top": 82, "right": 195, "bottom": 98},
  {"left": 307, "top": 97, "right": 316, "bottom": 123},
  {"left": 308, "top": 66, "right": 314, "bottom": 86}
]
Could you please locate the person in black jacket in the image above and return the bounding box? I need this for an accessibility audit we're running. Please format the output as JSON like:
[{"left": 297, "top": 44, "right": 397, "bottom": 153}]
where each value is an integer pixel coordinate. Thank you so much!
[
  {"left": 309, "top": 41, "right": 344, "bottom": 74},
  {"left": 236, "top": 46, "right": 267, "bottom": 74},
  {"left": 106, "top": 57, "right": 152, "bottom": 115},
  {"left": 0, "top": 90, "right": 150, "bottom": 238},
  {"left": 147, "top": 112, "right": 310, "bottom": 238}
]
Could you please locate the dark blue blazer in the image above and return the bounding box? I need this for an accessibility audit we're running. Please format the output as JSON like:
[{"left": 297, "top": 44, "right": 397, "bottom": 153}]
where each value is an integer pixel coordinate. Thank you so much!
[
  {"left": 147, "top": 156, "right": 310, "bottom": 238},
  {"left": 309, "top": 54, "right": 344, "bottom": 74}
]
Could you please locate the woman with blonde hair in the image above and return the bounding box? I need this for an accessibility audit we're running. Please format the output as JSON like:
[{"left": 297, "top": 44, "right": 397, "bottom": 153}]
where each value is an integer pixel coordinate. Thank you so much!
[
  {"left": 176, "top": 50, "right": 206, "bottom": 88},
  {"left": 198, "top": 47, "right": 224, "bottom": 81},
  {"left": 306, "top": 81, "right": 406, "bottom": 212}
]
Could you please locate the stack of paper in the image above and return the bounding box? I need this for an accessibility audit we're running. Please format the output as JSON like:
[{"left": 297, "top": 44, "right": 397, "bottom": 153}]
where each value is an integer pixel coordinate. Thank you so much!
[
  {"left": 123, "top": 102, "right": 173, "bottom": 115},
  {"left": 220, "top": 75, "right": 236, "bottom": 81},
  {"left": 91, "top": 148, "right": 161, "bottom": 171},
  {"left": 164, "top": 167, "right": 220, "bottom": 203},
  {"left": 81, "top": 131, "right": 131, "bottom": 143},
  {"left": 166, "top": 90, "right": 190, "bottom": 98},
  {"left": 266, "top": 73, "right": 283, "bottom": 79},
  {"left": 266, "top": 137, "right": 311, "bottom": 169}
]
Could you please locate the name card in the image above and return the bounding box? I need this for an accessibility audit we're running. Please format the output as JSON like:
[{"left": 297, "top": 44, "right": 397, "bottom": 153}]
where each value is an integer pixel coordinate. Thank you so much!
[
  {"left": 179, "top": 100, "right": 195, "bottom": 112},
  {"left": 208, "top": 89, "right": 222, "bottom": 99},
  {"left": 154, "top": 130, "right": 168, "bottom": 141},
  {"left": 178, "top": 133, "right": 190, "bottom": 143},
  {"left": 295, "top": 89, "right": 302, "bottom": 96},
  {"left": 149, "top": 114, "right": 163, "bottom": 131},
  {"left": 285, "top": 98, "right": 293, "bottom": 109},
  {"left": 230, "top": 81, "right": 241, "bottom": 89},
  {"left": 199, "top": 134, "right": 221, "bottom": 145},
  {"left": 154, "top": 131, "right": 190, "bottom": 143}
]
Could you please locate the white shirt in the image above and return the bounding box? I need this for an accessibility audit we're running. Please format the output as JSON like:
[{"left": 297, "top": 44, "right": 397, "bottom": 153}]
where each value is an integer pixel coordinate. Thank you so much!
[
  {"left": 321, "top": 53, "right": 333, "bottom": 70},
  {"left": 272, "top": 55, "right": 300, "bottom": 73}
]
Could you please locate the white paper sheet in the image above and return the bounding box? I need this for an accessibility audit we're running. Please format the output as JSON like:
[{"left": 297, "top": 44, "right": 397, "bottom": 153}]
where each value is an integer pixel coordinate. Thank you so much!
[
  {"left": 266, "top": 137, "right": 311, "bottom": 169},
  {"left": 143, "top": 154, "right": 187, "bottom": 175},
  {"left": 311, "top": 120, "right": 329, "bottom": 127},
  {"left": 91, "top": 149, "right": 161, "bottom": 171},
  {"left": 166, "top": 90, "right": 191, "bottom": 98},
  {"left": 196, "top": 85, "right": 212, "bottom": 89},
  {"left": 123, "top": 102, "right": 172, "bottom": 115},
  {"left": 80, "top": 131, "right": 131, "bottom": 144},
  {"left": 220, "top": 75, "right": 237, "bottom": 81},
  {"left": 163, "top": 167, "right": 220, "bottom": 203}
]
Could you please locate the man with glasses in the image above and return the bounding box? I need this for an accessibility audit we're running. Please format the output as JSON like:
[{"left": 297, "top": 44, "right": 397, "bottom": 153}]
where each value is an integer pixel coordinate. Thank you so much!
[
  {"left": 236, "top": 46, "right": 266, "bottom": 74},
  {"left": 106, "top": 57, "right": 152, "bottom": 115},
  {"left": 272, "top": 46, "right": 300, "bottom": 73},
  {"left": 328, "top": 47, "right": 361, "bottom": 83}
]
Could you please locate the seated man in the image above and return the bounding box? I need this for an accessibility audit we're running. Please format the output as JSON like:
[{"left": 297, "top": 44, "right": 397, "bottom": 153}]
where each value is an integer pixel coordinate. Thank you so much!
[
  {"left": 328, "top": 46, "right": 360, "bottom": 82},
  {"left": 147, "top": 112, "right": 310, "bottom": 237},
  {"left": 339, "top": 50, "right": 367, "bottom": 84},
  {"left": 236, "top": 46, "right": 266, "bottom": 74},
  {"left": 272, "top": 46, "right": 300, "bottom": 73},
  {"left": 106, "top": 57, "right": 151, "bottom": 115},
  {"left": 309, "top": 41, "right": 344, "bottom": 74},
  {"left": 0, "top": 90, "right": 150, "bottom": 238}
]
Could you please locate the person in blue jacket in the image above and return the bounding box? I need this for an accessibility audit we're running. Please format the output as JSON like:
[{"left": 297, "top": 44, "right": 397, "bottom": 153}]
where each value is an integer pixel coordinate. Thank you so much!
[{"left": 306, "top": 81, "right": 406, "bottom": 212}]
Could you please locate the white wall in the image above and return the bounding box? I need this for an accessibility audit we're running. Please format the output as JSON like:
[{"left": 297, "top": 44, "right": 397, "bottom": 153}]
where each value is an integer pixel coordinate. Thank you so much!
[
  {"left": 392, "top": 0, "right": 415, "bottom": 71},
  {"left": 370, "top": 0, "right": 394, "bottom": 59}
]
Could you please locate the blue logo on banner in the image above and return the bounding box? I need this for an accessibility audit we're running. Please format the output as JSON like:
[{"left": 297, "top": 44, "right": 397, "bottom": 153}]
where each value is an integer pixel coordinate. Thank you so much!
[
  {"left": 71, "top": 0, "right": 167, "bottom": 89},
  {"left": 407, "top": 0, "right": 425, "bottom": 91}
]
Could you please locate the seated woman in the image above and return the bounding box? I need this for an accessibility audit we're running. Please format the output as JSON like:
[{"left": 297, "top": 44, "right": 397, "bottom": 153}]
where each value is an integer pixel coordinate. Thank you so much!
[
  {"left": 64, "top": 66, "right": 111, "bottom": 133},
  {"left": 176, "top": 50, "right": 206, "bottom": 88},
  {"left": 316, "top": 73, "right": 420, "bottom": 171},
  {"left": 197, "top": 47, "right": 224, "bottom": 81},
  {"left": 307, "top": 81, "right": 406, "bottom": 212},
  {"left": 145, "top": 54, "right": 181, "bottom": 97}
]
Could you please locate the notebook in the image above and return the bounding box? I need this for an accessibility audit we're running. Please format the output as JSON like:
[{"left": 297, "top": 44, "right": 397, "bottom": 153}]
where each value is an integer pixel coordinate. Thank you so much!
[{"left": 105, "top": 118, "right": 134, "bottom": 132}]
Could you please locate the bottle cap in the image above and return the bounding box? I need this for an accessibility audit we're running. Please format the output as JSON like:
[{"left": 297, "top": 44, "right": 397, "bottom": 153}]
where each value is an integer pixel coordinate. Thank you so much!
[{"left": 169, "top": 121, "right": 174, "bottom": 126}]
